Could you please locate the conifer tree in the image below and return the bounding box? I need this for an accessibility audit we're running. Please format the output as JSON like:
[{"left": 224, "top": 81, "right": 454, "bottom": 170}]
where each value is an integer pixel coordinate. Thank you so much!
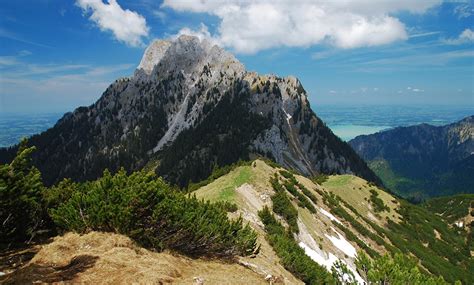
[{"left": 0, "top": 139, "right": 45, "bottom": 245}]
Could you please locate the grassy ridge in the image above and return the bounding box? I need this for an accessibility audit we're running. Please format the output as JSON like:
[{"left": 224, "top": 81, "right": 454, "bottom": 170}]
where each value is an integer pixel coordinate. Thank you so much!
[{"left": 318, "top": 175, "right": 472, "bottom": 284}]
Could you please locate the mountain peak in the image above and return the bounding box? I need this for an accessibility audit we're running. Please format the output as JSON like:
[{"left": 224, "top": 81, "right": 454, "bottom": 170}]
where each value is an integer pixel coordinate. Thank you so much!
[
  {"left": 136, "top": 35, "right": 244, "bottom": 78},
  {"left": 137, "top": 39, "right": 172, "bottom": 75},
  {"left": 1, "top": 34, "right": 381, "bottom": 188}
]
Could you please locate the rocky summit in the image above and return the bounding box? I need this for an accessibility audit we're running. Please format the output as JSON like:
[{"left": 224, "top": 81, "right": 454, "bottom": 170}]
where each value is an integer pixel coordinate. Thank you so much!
[{"left": 0, "top": 35, "right": 379, "bottom": 187}]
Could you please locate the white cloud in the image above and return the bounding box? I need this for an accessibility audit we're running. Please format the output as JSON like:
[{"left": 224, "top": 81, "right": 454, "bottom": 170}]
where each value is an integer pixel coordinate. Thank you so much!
[
  {"left": 311, "top": 50, "right": 335, "bottom": 60},
  {"left": 162, "top": 0, "right": 441, "bottom": 53},
  {"left": 0, "top": 50, "right": 32, "bottom": 67},
  {"left": 459, "top": 28, "right": 474, "bottom": 41},
  {"left": 152, "top": 10, "right": 167, "bottom": 22},
  {"left": 406, "top": 86, "right": 424, "bottom": 92},
  {"left": 174, "top": 23, "right": 220, "bottom": 46},
  {"left": 409, "top": 31, "right": 440, "bottom": 38},
  {"left": 0, "top": 60, "right": 134, "bottom": 113},
  {"left": 453, "top": 4, "right": 473, "bottom": 19},
  {"left": 443, "top": 28, "right": 474, "bottom": 45},
  {"left": 76, "top": 0, "right": 149, "bottom": 47}
]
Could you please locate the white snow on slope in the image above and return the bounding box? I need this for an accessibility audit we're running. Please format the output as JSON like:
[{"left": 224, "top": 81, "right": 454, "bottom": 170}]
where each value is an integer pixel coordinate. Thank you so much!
[
  {"left": 319, "top": 207, "right": 343, "bottom": 225},
  {"left": 297, "top": 220, "right": 364, "bottom": 284},
  {"left": 299, "top": 241, "right": 339, "bottom": 270},
  {"left": 325, "top": 227, "right": 357, "bottom": 258},
  {"left": 282, "top": 107, "right": 292, "bottom": 120},
  {"left": 298, "top": 241, "right": 364, "bottom": 284}
]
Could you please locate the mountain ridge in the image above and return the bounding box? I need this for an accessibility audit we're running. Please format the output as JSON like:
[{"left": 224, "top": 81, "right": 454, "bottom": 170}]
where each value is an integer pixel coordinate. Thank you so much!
[
  {"left": 349, "top": 115, "right": 474, "bottom": 198},
  {"left": 0, "top": 35, "right": 380, "bottom": 187}
]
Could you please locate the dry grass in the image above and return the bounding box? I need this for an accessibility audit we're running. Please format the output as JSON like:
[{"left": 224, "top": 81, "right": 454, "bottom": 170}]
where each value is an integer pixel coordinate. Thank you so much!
[
  {"left": 322, "top": 175, "right": 401, "bottom": 224},
  {"left": 2, "top": 232, "right": 267, "bottom": 284},
  {"left": 194, "top": 160, "right": 303, "bottom": 284}
]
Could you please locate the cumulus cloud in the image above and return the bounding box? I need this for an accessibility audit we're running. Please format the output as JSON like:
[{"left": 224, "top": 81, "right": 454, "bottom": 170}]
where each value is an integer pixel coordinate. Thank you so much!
[
  {"left": 174, "top": 23, "right": 220, "bottom": 46},
  {"left": 162, "top": 0, "right": 440, "bottom": 53},
  {"left": 444, "top": 28, "right": 474, "bottom": 45},
  {"left": 76, "top": 0, "right": 149, "bottom": 47}
]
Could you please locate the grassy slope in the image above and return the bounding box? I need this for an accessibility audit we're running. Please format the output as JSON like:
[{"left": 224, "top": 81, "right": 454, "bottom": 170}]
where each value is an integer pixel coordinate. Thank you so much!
[
  {"left": 320, "top": 175, "right": 472, "bottom": 284},
  {"left": 195, "top": 160, "right": 304, "bottom": 284},
  {"left": 321, "top": 174, "right": 400, "bottom": 223},
  {"left": 194, "top": 159, "right": 472, "bottom": 284},
  {"left": 195, "top": 165, "right": 252, "bottom": 203}
]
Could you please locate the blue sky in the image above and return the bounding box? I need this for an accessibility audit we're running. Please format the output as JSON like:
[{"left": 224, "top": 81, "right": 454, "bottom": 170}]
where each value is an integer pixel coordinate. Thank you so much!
[{"left": 0, "top": 0, "right": 473, "bottom": 114}]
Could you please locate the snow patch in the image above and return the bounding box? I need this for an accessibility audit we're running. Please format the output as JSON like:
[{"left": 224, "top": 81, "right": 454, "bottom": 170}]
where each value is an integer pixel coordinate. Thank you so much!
[
  {"left": 298, "top": 241, "right": 364, "bottom": 284},
  {"left": 325, "top": 228, "right": 357, "bottom": 258},
  {"left": 319, "top": 207, "right": 343, "bottom": 225},
  {"left": 282, "top": 108, "right": 292, "bottom": 120},
  {"left": 299, "top": 241, "right": 338, "bottom": 271}
]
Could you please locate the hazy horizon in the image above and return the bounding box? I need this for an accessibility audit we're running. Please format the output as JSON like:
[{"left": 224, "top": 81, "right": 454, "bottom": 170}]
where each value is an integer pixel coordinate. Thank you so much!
[{"left": 1, "top": 1, "right": 473, "bottom": 114}]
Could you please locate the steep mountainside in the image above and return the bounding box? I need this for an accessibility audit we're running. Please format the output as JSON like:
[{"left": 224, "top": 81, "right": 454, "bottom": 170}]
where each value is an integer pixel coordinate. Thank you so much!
[
  {"left": 0, "top": 35, "right": 379, "bottom": 187},
  {"left": 349, "top": 116, "right": 474, "bottom": 198},
  {"left": 194, "top": 160, "right": 472, "bottom": 284},
  {"left": 423, "top": 194, "right": 474, "bottom": 229}
]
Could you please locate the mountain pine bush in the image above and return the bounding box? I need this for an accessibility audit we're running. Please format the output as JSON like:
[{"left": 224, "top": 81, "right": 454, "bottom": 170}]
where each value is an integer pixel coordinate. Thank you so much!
[
  {"left": 355, "top": 251, "right": 449, "bottom": 284},
  {"left": 270, "top": 175, "right": 299, "bottom": 233},
  {"left": 0, "top": 139, "right": 46, "bottom": 246},
  {"left": 49, "top": 169, "right": 258, "bottom": 258},
  {"left": 259, "top": 206, "right": 335, "bottom": 284}
]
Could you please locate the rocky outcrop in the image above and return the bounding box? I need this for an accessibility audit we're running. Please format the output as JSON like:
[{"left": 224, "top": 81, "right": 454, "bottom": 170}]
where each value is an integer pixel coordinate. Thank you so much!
[{"left": 0, "top": 35, "right": 379, "bottom": 187}]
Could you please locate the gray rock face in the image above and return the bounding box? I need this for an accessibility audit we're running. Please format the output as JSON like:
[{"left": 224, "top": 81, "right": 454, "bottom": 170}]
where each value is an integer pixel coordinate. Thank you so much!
[{"left": 0, "top": 35, "right": 379, "bottom": 186}]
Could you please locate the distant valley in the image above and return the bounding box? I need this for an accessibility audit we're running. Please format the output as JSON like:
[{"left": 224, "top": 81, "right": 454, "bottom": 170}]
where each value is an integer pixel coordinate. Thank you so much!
[
  {"left": 350, "top": 116, "right": 474, "bottom": 200},
  {"left": 3, "top": 105, "right": 473, "bottom": 148}
]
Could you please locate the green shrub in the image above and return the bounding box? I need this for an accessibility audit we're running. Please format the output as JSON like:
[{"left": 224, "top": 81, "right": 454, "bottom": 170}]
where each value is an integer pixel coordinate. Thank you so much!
[
  {"left": 369, "top": 189, "right": 389, "bottom": 213},
  {"left": 0, "top": 140, "right": 46, "bottom": 245},
  {"left": 355, "top": 251, "right": 449, "bottom": 285},
  {"left": 49, "top": 169, "right": 258, "bottom": 258},
  {"left": 279, "top": 170, "right": 293, "bottom": 179},
  {"left": 278, "top": 171, "right": 317, "bottom": 213},
  {"left": 272, "top": 190, "right": 299, "bottom": 234},
  {"left": 423, "top": 194, "right": 474, "bottom": 223},
  {"left": 312, "top": 174, "right": 328, "bottom": 185},
  {"left": 297, "top": 183, "right": 318, "bottom": 205},
  {"left": 283, "top": 180, "right": 316, "bottom": 213},
  {"left": 270, "top": 176, "right": 299, "bottom": 233},
  {"left": 215, "top": 201, "right": 239, "bottom": 212},
  {"left": 258, "top": 207, "right": 335, "bottom": 284}
]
